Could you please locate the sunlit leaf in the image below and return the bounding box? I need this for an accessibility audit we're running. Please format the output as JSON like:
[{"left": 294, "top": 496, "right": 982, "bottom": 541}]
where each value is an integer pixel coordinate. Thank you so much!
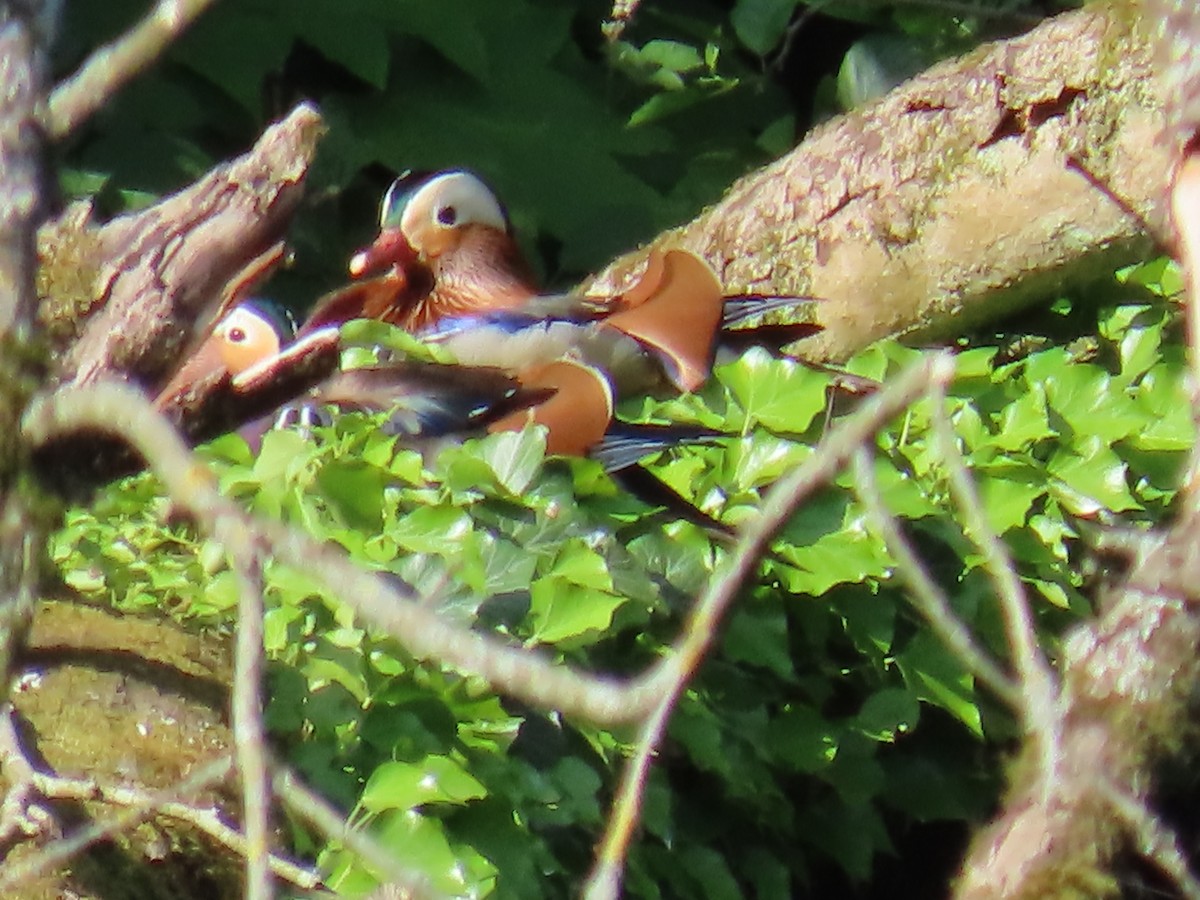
[{"left": 362, "top": 756, "right": 488, "bottom": 812}]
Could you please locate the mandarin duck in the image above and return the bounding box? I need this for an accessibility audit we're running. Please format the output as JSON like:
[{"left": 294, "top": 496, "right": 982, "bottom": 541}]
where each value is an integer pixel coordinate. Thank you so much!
[
  {"left": 152, "top": 300, "right": 342, "bottom": 445},
  {"left": 171, "top": 301, "right": 725, "bottom": 473},
  {"left": 152, "top": 297, "right": 729, "bottom": 535},
  {"left": 299, "top": 169, "right": 823, "bottom": 391}
]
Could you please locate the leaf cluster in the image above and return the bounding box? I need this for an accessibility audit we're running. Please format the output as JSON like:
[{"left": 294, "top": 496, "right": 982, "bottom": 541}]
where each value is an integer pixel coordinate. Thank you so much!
[
  {"left": 50, "top": 256, "right": 1189, "bottom": 894},
  {"left": 42, "top": 1, "right": 1120, "bottom": 895}
]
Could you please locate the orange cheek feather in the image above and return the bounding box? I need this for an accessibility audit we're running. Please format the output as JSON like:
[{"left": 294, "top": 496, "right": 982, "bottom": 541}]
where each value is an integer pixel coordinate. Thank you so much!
[
  {"left": 218, "top": 324, "right": 281, "bottom": 376},
  {"left": 488, "top": 359, "right": 614, "bottom": 457}
]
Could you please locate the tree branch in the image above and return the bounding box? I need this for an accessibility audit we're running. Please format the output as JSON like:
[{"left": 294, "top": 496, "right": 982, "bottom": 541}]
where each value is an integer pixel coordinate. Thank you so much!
[
  {"left": 42, "top": 102, "right": 324, "bottom": 390},
  {"left": 45, "top": 0, "right": 219, "bottom": 141},
  {"left": 591, "top": 5, "right": 1166, "bottom": 362}
]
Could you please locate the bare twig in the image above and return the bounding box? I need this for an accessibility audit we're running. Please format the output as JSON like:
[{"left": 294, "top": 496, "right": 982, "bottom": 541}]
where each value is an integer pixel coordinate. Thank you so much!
[
  {"left": 927, "top": 385, "right": 1061, "bottom": 774},
  {"left": 45, "top": 0, "right": 220, "bottom": 140},
  {"left": 229, "top": 542, "right": 272, "bottom": 900},
  {"left": 584, "top": 351, "right": 959, "bottom": 900},
  {"left": 1099, "top": 780, "right": 1200, "bottom": 900},
  {"left": 850, "top": 446, "right": 1021, "bottom": 708},
  {"left": 0, "top": 729, "right": 319, "bottom": 892},
  {"left": 0, "top": 704, "right": 47, "bottom": 845}
]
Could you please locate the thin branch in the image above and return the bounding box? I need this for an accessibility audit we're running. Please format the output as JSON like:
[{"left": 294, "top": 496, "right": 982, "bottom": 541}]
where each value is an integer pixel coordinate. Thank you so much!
[
  {"left": 45, "top": 0, "right": 219, "bottom": 140},
  {"left": 0, "top": 704, "right": 47, "bottom": 846},
  {"left": 584, "top": 351, "right": 959, "bottom": 900},
  {"left": 850, "top": 446, "right": 1021, "bottom": 708},
  {"left": 229, "top": 542, "right": 272, "bottom": 900},
  {"left": 928, "top": 384, "right": 1060, "bottom": 767},
  {"left": 0, "top": 724, "right": 320, "bottom": 893},
  {"left": 22, "top": 382, "right": 639, "bottom": 724},
  {"left": 1099, "top": 781, "right": 1200, "bottom": 900},
  {"left": 274, "top": 768, "right": 442, "bottom": 898}
]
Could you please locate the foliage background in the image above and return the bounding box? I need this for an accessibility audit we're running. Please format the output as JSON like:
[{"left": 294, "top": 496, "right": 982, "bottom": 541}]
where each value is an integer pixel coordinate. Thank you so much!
[{"left": 45, "top": 1, "right": 1189, "bottom": 898}]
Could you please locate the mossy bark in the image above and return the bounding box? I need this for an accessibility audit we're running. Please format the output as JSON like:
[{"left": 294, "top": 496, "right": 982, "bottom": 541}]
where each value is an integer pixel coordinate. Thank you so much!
[{"left": 591, "top": 5, "right": 1168, "bottom": 363}]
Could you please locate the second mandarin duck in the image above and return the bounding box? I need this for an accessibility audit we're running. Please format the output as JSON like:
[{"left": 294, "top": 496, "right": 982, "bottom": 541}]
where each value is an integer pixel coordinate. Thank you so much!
[{"left": 300, "top": 169, "right": 821, "bottom": 394}]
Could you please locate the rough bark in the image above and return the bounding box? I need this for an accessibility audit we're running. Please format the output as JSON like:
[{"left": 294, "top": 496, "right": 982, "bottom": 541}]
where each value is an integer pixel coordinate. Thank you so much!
[
  {"left": 954, "top": 504, "right": 1200, "bottom": 900},
  {"left": 0, "top": 4, "right": 49, "bottom": 702},
  {"left": 29, "top": 104, "right": 330, "bottom": 494},
  {"left": 591, "top": 3, "right": 1167, "bottom": 363},
  {"left": 39, "top": 103, "right": 324, "bottom": 391}
]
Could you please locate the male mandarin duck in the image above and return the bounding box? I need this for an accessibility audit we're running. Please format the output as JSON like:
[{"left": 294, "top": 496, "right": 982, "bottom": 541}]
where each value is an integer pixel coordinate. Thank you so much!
[{"left": 299, "top": 168, "right": 822, "bottom": 395}]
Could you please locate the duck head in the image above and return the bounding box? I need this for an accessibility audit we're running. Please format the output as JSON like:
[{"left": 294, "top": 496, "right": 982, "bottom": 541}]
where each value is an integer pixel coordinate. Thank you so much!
[
  {"left": 154, "top": 300, "right": 340, "bottom": 442},
  {"left": 156, "top": 300, "right": 291, "bottom": 404},
  {"left": 349, "top": 169, "right": 512, "bottom": 280}
]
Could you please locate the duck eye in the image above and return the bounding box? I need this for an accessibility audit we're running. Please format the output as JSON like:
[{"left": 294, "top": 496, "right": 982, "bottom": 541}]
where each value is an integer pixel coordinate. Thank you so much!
[
  {"left": 436, "top": 205, "right": 458, "bottom": 226},
  {"left": 227, "top": 327, "right": 247, "bottom": 344}
]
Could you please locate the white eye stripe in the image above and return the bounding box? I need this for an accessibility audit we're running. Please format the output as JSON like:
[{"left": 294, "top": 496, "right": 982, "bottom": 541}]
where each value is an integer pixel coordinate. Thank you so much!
[
  {"left": 218, "top": 308, "right": 259, "bottom": 341},
  {"left": 401, "top": 171, "right": 508, "bottom": 247}
]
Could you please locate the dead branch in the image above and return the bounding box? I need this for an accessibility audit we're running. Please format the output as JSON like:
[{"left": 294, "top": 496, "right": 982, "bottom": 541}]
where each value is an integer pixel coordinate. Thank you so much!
[
  {"left": 29, "top": 104, "right": 329, "bottom": 492},
  {"left": 40, "top": 103, "right": 324, "bottom": 391},
  {"left": 591, "top": 4, "right": 1167, "bottom": 362}
]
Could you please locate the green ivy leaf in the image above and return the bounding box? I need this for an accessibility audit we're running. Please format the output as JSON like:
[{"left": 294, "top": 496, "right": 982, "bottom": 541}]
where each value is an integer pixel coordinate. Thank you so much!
[
  {"left": 722, "top": 606, "right": 794, "bottom": 680},
  {"left": 731, "top": 0, "right": 801, "bottom": 56},
  {"left": 1047, "top": 438, "right": 1140, "bottom": 515},
  {"left": 974, "top": 471, "right": 1045, "bottom": 534},
  {"left": 1035, "top": 358, "right": 1143, "bottom": 442},
  {"left": 475, "top": 428, "right": 546, "bottom": 496},
  {"left": 855, "top": 688, "right": 920, "bottom": 742},
  {"left": 548, "top": 539, "right": 613, "bottom": 592},
  {"left": 361, "top": 756, "right": 488, "bottom": 812},
  {"left": 389, "top": 505, "right": 472, "bottom": 555},
  {"left": 766, "top": 704, "right": 838, "bottom": 774},
  {"left": 317, "top": 460, "right": 387, "bottom": 530},
  {"left": 896, "top": 632, "right": 981, "bottom": 736},
  {"left": 358, "top": 807, "right": 496, "bottom": 895},
  {"left": 527, "top": 578, "right": 625, "bottom": 645},
  {"left": 719, "top": 348, "right": 829, "bottom": 433}
]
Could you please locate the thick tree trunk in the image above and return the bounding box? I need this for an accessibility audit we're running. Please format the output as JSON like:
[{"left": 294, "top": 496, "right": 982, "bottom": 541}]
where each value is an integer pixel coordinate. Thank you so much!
[
  {"left": 592, "top": 4, "right": 1166, "bottom": 362},
  {"left": 0, "top": 5, "right": 50, "bottom": 694}
]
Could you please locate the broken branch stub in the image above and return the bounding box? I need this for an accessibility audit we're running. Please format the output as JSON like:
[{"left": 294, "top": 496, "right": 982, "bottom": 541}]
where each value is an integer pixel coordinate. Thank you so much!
[{"left": 39, "top": 102, "right": 325, "bottom": 390}]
